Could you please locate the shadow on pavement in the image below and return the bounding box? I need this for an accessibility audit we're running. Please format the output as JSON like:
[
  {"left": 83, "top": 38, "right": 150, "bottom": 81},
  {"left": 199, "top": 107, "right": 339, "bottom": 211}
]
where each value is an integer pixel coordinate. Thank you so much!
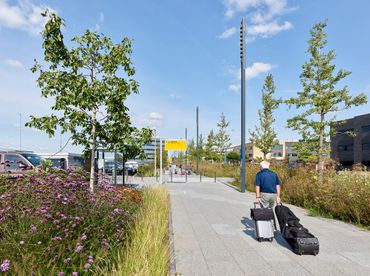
[
  {"left": 241, "top": 216, "right": 293, "bottom": 251},
  {"left": 273, "top": 231, "right": 292, "bottom": 251},
  {"left": 241, "top": 217, "right": 257, "bottom": 240}
]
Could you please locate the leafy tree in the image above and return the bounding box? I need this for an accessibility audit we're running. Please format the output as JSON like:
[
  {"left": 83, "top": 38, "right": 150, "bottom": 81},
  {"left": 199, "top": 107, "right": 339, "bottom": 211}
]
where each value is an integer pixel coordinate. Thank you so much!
[
  {"left": 26, "top": 11, "right": 152, "bottom": 192},
  {"left": 204, "top": 129, "right": 218, "bottom": 161},
  {"left": 286, "top": 20, "right": 367, "bottom": 180},
  {"left": 226, "top": 151, "right": 240, "bottom": 163},
  {"left": 198, "top": 134, "right": 205, "bottom": 160},
  {"left": 215, "top": 113, "right": 232, "bottom": 162},
  {"left": 155, "top": 147, "right": 168, "bottom": 170},
  {"left": 249, "top": 74, "right": 280, "bottom": 159},
  {"left": 187, "top": 138, "right": 196, "bottom": 162},
  {"left": 187, "top": 135, "right": 205, "bottom": 162}
]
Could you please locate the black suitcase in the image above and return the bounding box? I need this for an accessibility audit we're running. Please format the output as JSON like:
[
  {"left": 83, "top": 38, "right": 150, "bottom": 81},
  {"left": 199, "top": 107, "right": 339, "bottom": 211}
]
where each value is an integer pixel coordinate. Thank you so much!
[{"left": 275, "top": 204, "right": 319, "bottom": 255}]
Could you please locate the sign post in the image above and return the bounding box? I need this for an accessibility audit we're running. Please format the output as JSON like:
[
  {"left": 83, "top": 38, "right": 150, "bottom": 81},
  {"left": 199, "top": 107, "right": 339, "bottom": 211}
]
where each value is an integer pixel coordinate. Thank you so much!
[{"left": 160, "top": 138, "right": 163, "bottom": 184}]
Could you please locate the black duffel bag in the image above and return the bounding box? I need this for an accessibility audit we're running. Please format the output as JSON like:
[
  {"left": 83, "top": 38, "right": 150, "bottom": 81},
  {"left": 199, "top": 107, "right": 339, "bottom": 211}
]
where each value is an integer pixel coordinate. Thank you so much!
[{"left": 250, "top": 206, "right": 275, "bottom": 221}]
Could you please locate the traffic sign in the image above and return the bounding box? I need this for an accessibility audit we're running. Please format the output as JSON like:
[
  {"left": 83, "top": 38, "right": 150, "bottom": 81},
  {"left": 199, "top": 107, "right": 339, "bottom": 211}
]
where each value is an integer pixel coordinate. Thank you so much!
[{"left": 165, "top": 140, "right": 187, "bottom": 151}]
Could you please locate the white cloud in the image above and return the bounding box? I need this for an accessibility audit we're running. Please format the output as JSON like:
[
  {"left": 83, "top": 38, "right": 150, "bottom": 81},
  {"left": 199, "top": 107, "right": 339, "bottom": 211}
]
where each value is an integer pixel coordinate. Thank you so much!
[
  {"left": 144, "top": 112, "right": 164, "bottom": 127},
  {"left": 217, "top": 27, "right": 236, "bottom": 39},
  {"left": 228, "top": 62, "right": 274, "bottom": 92},
  {"left": 228, "top": 84, "right": 241, "bottom": 93},
  {"left": 224, "top": 0, "right": 293, "bottom": 20},
  {"left": 248, "top": 21, "right": 292, "bottom": 37},
  {"left": 3, "top": 58, "right": 24, "bottom": 69},
  {"left": 222, "top": 0, "right": 296, "bottom": 39},
  {"left": 98, "top": 12, "right": 104, "bottom": 23},
  {"left": 245, "top": 62, "right": 274, "bottom": 79},
  {"left": 0, "top": 0, "right": 55, "bottom": 36},
  {"left": 170, "top": 93, "right": 183, "bottom": 99}
]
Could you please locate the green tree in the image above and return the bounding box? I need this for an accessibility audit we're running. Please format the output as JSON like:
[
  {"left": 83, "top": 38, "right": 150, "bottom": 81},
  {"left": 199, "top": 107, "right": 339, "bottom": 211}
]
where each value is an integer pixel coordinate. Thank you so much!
[
  {"left": 249, "top": 74, "right": 280, "bottom": 159},
  {"left": 187, "top": 138, "right": 196, "bottom": 162},
  {"left": 226, "top": 151, "right": 240, "bottom": 163},
  {"left": 26, "top": 12, "right": 152, "bottom": 192},
  {"left": 187, "top": 135, "right": 205, "bottom": 162},
  {"left": 204, "top": 129, "right": 219, "bottom": 161},
  {"left": 215, "top": 113, "right": 232, "bottom": 162},
  {"left": 286, "top": 20, "right": 367, "bottom": 180}
]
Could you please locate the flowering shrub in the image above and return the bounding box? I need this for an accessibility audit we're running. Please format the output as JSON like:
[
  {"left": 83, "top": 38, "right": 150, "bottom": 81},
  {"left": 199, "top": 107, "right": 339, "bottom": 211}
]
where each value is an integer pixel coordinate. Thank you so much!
[{"left": 0, "top": 170, "right": 140, "bottom": 274}]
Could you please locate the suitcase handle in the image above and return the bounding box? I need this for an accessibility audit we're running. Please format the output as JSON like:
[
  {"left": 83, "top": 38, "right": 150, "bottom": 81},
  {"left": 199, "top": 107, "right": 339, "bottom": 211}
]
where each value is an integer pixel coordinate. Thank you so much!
[{"left": 254, "top": 202, "right": 261, "bottom": 208}]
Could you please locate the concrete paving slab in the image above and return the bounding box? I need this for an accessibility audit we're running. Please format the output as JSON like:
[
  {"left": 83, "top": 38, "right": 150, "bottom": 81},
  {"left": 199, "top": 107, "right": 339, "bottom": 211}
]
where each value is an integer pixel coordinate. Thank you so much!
[{"left": 168, "top": 176, "right": 370, "bottom": 275}]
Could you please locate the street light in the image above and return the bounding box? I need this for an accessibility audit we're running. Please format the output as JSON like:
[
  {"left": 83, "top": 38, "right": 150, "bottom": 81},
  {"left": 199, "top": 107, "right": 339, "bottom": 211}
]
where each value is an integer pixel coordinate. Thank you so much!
[
  {"left": 18, "top": 113, "right": 22, "bottom": 151},
  {"left": 240, "top": 18, "right": 246, "bottom": 193}
]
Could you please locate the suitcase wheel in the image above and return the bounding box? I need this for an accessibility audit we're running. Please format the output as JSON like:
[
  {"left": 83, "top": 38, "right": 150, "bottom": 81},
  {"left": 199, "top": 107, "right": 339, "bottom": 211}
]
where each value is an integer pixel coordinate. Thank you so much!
[
  {"left": 269, "top": 238, "right": 273, "bottom": 242},
  {"left": 257, "top": 238, "right": 261, "bottom": 242}
]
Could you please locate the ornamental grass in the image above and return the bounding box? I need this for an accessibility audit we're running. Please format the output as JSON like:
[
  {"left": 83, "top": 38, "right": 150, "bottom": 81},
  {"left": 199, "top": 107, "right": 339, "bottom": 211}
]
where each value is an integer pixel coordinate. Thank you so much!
[{"left": 0, "top": 169, "right": 141, "bottom": 275}]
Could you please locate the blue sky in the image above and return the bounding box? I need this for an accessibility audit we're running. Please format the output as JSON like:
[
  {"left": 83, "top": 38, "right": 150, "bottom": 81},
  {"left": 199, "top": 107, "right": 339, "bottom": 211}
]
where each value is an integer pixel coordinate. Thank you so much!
[{"left": 0, "top": 0, "right": 369, "bottom": 153}]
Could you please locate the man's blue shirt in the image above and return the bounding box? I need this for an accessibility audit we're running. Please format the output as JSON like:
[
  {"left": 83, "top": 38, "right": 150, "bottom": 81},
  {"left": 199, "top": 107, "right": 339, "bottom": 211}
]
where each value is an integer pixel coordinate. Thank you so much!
[{"left": 255, "top": 168, "right": 281, "bottom": 193}]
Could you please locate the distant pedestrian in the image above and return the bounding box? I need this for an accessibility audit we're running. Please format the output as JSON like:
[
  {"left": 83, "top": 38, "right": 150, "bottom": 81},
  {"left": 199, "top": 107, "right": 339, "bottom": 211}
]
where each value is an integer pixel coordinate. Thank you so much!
[{"left": 255, "top": 160, "right": 281, "bottom": 208}]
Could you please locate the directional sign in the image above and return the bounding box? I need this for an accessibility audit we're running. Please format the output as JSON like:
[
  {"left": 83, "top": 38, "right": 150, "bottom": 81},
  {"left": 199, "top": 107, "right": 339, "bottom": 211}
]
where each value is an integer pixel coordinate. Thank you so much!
[{"left": 165, "top": 140, "right": 187, "bottom": 151}]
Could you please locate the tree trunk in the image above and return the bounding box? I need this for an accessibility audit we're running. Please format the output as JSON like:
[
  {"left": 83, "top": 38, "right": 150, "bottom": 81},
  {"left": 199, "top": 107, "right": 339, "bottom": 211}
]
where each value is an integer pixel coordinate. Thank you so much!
[
  {"left": 318, "top": 113, "right": 325, "bottom": 184},
  {"left": 89, "top": 108, "right": 97, "bottom": 192}
]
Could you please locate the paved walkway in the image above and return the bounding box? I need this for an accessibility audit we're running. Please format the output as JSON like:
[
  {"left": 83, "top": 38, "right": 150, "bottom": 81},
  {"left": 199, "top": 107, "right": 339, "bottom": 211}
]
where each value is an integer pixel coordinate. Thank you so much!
[{"left": 168, "top": 176, "right": 370, "bottom": 276}]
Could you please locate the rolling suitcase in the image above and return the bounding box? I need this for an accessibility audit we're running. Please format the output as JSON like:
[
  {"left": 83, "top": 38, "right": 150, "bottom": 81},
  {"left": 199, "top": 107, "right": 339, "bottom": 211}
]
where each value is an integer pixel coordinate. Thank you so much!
[
  {"left": 250, "top": 203, "right": 275, "bottom": 242},
  {"left": 275, "top": 204, "right": 319, "bottom": 255}
]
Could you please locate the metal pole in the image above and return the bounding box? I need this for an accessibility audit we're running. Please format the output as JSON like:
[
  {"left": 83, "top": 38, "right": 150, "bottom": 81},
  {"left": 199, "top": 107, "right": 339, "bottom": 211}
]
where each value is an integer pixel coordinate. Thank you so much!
[
  {"left": 154, "top": 136, "right": 157, "bottom": 179},
  {"left": 185, "top": 128, "right": 188, "bottom": 183},
  {"left": 160, "top": 138, "right": 163, "bottom": 184},
  {"left": 240, "top": 18, "right": 246, "bottom": 193},
  {"left": 196, "top": 106, "right": 199, "bottom": 175},
  {"left": 18, "top": 113, "right": 22, "bottom": 151},
  {"left": 114, "top": 150, "right": 117, "bottom": 186}
]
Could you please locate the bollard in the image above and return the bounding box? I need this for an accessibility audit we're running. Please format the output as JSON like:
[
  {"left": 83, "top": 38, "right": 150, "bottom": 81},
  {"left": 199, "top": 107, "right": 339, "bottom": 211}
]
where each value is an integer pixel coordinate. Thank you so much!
[
  {"left": 214, "top": 172, "right": 216, "bottom": 183},
  {"left": 170, "top": 170, "right": 173, "bottom": 183},
  {"left": 200, "top": 172, "right": 202, "bottom": 182}
]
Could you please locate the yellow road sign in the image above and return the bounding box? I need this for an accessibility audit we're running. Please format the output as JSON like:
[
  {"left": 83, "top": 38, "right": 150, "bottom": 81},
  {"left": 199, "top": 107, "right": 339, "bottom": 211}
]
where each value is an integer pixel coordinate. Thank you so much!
[{"left": 165, "top": 140, "right": 187, "bottom": 151}]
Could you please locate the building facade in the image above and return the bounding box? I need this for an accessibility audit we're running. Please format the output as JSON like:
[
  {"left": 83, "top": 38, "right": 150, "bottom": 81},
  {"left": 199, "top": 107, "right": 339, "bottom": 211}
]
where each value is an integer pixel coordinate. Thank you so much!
[
  {"left": 142, "top": 138, "right": 165, "bottom": 163},
  {"left": 331, "top": 113, "right": 370, "bottom": 167},
  {"left": 228, "top": 140, "right": 299, "bottom": 161}
]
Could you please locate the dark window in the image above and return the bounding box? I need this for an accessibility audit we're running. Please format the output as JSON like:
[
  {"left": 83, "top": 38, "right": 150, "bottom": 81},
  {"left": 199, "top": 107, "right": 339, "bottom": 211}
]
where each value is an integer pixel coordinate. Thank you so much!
[
  {"left": 338, "top": 144, "right": 354, "bottom": 151},
  {"left": 20, "top": 153, "right": 43, "bottom": 166},
  {"left": 4, "top": 154, "right": 26, "bottom": 171},
  {"left": 362, "top": 125, "right": 370, "bottom": 132},
  {"left": 363, "top": 143, "right": 370, "bottom": 150}
]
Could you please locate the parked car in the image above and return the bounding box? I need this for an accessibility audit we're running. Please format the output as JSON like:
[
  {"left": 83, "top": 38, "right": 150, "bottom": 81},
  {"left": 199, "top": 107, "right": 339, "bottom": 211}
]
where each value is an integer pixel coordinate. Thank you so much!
[
  {"left": 0, "top": 151, "right": 44, "bottom": 174},
  {"left": 104, "top": 161, "right": 124, "bottom": 175},
  {"left": 37, "top": 152, "right": 84, "bottom": 170},
  {"left": 125, "top": 161, "right": 139, "bottom": 175}
]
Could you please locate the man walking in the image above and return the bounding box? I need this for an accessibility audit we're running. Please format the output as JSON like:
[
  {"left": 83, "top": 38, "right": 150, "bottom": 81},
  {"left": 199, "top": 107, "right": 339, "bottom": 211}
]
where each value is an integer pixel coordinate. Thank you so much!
[{"left": 255, "top": 160, "right": 281, "bottom": 208}]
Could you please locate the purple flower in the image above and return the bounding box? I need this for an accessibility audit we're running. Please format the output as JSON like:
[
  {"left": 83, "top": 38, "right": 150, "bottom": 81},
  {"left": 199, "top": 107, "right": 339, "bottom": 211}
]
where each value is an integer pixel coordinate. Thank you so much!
[
  {"left": 75, "top": 243, "right": 83, "bottom": 253},
  {"left": 1, "top": 260, "right": 10, "bottom": 272},
  {"left": 102, "top": 239, "right": 110, "bottom": 248},
  {"left": 88, "top": 255, "right": 94, "bottom": 264},
  {"left": 81, "top": 234, "right": 87, "bottom": 241},
  {"left": 63, "top": 258, "right": 71, "bottom": 264},
  {"left": 58, "top": 273, "right": 64, "bottom": 276},
  {"left": 52, "top": 236, "right": 62, "bottom": 241},
  {"left": 72, "top": 272, "right": 78, "bottom": 276},
  {"left": 30, "top": 225, "right": 37, "bottom": 233},
  {"left": 84, "top": 263, "right": 91, "bottom": 270}
]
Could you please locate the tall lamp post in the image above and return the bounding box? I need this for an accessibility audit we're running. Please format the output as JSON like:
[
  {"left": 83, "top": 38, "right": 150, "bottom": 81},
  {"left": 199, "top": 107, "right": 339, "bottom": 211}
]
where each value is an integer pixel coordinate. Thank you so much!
[
  {"left": 18, "top": 113, "right": 22, "bottom": 151},
  {"left": 196, "top": 106, "right": 199, "bottom": 175},
  {"left": 240, "top": 18, "right": 246, "bottom": 193}
]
